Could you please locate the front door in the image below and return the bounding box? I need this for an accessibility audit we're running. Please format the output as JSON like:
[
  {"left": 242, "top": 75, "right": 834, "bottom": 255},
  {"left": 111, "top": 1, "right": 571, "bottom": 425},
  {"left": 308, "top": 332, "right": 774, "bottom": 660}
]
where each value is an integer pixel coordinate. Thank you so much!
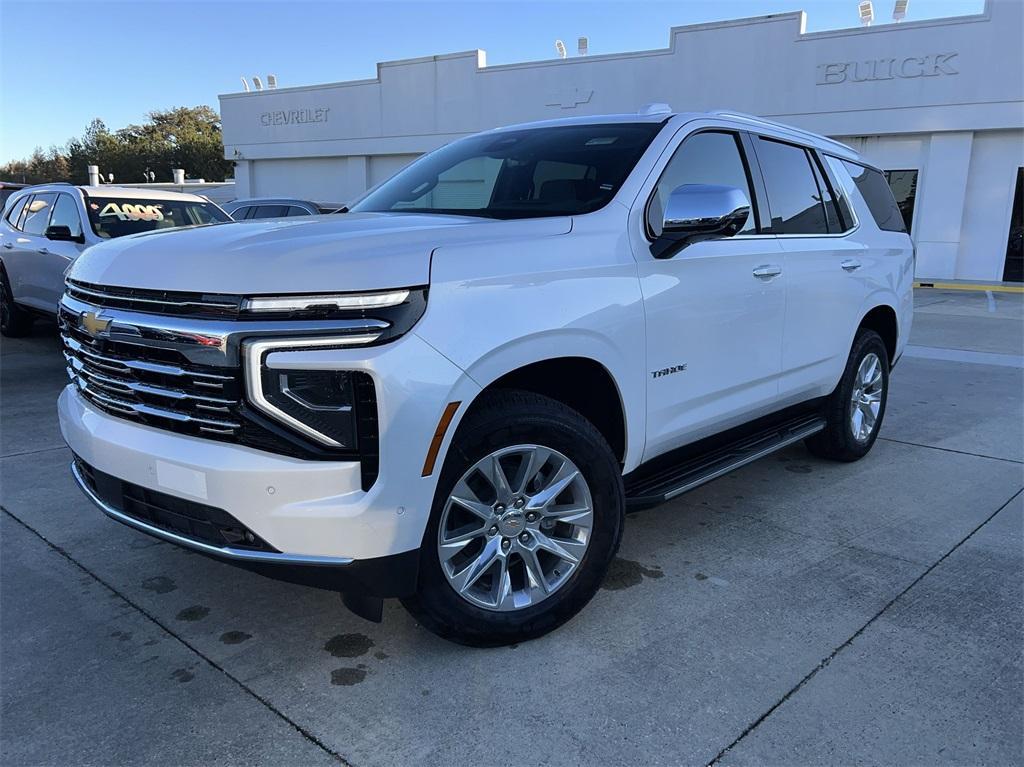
[{"left": 632, "top": 127, "right": 786, "bottom": 460}]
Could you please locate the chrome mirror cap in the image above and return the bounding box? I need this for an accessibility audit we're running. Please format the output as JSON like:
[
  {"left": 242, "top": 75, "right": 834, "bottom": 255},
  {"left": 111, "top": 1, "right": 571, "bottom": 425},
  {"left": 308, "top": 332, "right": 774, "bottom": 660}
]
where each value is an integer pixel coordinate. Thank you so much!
[{"left": 662, "top": 183, "right": 751, "bottom": 236}]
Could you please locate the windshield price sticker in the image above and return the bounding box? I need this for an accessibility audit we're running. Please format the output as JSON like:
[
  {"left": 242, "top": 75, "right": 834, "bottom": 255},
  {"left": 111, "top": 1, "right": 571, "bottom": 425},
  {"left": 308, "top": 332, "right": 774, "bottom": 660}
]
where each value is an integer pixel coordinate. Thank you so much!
[{"left": 97, "top": 202, "right": 165, "bottom": 222}]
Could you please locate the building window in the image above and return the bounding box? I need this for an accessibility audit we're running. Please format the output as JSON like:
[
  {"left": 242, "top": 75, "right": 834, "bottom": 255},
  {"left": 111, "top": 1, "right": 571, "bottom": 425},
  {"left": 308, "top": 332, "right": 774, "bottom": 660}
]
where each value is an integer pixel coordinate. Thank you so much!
[
  {"left": 883, "top": 170, "right": 918, "bottom": 234},
  {"left": 1004, "top": 167, "right": 1023, "bottom": 283}
]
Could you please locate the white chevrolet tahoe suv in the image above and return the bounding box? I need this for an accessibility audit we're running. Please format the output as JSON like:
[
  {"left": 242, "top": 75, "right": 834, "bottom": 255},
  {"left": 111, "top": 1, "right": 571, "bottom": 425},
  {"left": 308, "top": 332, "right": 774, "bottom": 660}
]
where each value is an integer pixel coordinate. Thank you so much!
[{"left": 57, "top": 109, "right": 913, "bottom": 645}]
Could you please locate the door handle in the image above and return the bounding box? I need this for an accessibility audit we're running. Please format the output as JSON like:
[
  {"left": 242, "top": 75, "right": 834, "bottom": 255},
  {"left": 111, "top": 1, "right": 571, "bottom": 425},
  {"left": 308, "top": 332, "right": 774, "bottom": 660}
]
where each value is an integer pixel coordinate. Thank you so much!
[
  {"left": 37, "top": 247, "right": 49, "bottom": 255},
  {"left": 841, "top": 259, "right": 862, "bottom": 272},
  {"left": 752, "top": 265, "right": 783, "bottom": 279},
  {"left": 1, "top": 242, "right": 12, "bottom": 249}
]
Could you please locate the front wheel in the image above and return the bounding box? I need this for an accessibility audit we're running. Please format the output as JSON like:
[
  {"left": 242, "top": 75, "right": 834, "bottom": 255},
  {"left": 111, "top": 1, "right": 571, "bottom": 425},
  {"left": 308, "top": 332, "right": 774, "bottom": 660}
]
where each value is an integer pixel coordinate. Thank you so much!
[
  {"left": 402, "top": 390, "right": 624, "bottom": 646},
  {"left": 805, "top": 328, "right": 890, "bottom": 461}
]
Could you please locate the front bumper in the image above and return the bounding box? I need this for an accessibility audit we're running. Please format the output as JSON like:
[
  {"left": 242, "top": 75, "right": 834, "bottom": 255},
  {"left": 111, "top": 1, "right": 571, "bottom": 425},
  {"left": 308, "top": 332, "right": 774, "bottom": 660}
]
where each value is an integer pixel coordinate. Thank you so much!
[
  {"left": 70, "top": 456, "right": 419, "bottom": 598},
  {"left": 58, "top": 328, "right": 480, "bottom": 566}
]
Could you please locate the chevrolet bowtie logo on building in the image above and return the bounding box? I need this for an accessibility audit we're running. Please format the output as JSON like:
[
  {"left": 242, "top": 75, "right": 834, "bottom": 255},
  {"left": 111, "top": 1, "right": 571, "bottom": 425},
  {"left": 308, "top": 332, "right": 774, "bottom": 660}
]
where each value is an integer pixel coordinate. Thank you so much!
[{"left": 80, "top": 311, "right": 112, "bottom": 338}]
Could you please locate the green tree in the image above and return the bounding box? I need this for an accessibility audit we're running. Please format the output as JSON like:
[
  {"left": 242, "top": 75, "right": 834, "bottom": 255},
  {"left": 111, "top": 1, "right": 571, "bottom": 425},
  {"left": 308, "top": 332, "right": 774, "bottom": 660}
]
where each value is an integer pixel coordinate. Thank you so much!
[{"left": 1, "top": 107, "right": 233, "bottom": 185}]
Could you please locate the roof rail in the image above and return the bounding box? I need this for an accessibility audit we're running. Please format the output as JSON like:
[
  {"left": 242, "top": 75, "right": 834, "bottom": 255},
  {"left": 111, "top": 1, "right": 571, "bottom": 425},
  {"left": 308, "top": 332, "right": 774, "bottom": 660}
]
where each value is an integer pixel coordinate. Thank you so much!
[{"left": 708, "top": 111, "right": 857, "bottom": 156}]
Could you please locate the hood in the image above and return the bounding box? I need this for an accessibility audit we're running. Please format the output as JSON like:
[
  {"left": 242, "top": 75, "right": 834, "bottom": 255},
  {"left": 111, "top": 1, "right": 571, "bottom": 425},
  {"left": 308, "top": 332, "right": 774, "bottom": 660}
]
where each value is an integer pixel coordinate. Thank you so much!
[{"left": 68, "top": 212, "right": 572, "bottom": 294}]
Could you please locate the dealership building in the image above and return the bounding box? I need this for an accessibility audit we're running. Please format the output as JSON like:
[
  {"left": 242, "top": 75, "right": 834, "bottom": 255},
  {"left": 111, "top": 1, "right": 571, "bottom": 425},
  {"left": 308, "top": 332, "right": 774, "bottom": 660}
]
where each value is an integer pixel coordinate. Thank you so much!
[{"left": 219, "top": 0, "right": 1023, "bottom": 282}]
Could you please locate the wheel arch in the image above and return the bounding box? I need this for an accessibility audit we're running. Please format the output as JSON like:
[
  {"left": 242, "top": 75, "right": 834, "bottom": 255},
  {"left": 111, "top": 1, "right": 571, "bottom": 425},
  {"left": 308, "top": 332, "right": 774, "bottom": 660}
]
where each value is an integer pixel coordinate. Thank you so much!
[
  {"left": 465, "top": 355, "right": 629, "bottom": 466},
  {"left": 857, "top": 303, "right": 899, "bottom": 365}
]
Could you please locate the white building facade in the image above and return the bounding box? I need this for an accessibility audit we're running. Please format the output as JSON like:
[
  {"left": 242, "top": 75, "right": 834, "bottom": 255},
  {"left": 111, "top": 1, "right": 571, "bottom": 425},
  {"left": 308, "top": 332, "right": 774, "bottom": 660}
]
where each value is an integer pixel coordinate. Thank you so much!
[{"left": 220, "top": 0, "right": 1024, "bottom": 281}]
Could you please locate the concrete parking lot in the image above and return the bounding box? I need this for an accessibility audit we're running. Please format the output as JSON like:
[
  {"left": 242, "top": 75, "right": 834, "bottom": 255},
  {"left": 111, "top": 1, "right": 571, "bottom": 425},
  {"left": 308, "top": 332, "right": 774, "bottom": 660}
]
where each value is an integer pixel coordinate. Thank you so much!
[{"left": 2, "top": 288, "right": 1021, "bottom": 766}]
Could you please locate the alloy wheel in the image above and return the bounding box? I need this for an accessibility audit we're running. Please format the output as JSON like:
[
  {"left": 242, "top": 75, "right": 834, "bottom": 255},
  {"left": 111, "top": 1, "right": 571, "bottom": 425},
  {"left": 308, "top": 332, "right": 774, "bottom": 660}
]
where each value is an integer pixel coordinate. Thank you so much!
[
  {"left": 849, "top": 352, "right": 884, "bottom": 443},
  {"left": 437, "top": 444, "right": 594, "bottom": 612}
]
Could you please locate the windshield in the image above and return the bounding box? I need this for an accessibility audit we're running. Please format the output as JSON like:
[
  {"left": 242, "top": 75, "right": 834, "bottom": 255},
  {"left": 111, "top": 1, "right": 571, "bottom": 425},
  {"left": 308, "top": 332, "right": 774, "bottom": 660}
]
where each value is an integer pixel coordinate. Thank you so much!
[
  {"left": 85, "top": 197, "right": 230, "bottom": 239},
  {"left": 351, "top": 123, "right": 664, "bottom": 219}
]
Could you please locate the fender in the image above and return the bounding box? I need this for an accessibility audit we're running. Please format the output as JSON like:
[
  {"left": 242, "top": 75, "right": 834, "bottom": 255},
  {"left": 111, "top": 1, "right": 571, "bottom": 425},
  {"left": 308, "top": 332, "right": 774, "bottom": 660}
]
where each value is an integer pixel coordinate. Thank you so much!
[
  {"left": 419, "top": 223, "right": 649, "bottom": 474},
  {"left": 431, "top": 328, "right": 646, "bottom": 473}
]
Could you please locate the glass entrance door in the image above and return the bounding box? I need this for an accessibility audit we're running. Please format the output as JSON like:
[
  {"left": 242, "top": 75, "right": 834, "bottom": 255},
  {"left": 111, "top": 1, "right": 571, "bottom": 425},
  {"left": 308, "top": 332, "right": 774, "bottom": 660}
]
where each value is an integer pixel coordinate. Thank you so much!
[{"left": 1003, "top": 168, "right": 1023, "bottom": 283}]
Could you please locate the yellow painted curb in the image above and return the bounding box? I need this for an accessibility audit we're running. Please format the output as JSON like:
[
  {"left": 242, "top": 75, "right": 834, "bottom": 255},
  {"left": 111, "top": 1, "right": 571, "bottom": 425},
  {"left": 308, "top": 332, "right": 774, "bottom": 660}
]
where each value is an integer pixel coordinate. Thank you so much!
[{"left": 914, "top": 281, "right": 1024, "bottom": 294}]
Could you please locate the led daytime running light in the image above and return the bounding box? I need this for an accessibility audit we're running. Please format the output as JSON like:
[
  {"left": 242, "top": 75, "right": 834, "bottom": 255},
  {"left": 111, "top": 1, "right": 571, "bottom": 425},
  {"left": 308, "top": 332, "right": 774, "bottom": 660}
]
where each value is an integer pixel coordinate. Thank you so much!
[{"left": 243, "top": 290, "right": 410, "bottom": 313}]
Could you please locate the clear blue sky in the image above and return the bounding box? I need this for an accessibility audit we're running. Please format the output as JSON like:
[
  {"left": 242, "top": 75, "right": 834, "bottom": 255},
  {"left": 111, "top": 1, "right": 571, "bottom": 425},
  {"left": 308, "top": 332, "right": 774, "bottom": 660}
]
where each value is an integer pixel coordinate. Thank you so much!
[{"left": 0, "top": 0, "right": 984, "bottom": 163}]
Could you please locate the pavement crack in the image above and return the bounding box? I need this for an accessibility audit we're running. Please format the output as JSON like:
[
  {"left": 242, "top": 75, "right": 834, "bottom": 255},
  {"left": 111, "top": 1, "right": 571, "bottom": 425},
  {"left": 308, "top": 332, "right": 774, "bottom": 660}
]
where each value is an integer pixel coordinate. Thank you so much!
[
  {"left": 879, "top": 436, "right": 1023, "bottom": 464},
  {"left": 1, "top": 445, "right": 69, "bottom": 460},
  {"left": 0, "top": 504, "right": 352, "bottom": 766},
  {"left": 706, "top": 486, "right": 1024, "bottom": 766}
]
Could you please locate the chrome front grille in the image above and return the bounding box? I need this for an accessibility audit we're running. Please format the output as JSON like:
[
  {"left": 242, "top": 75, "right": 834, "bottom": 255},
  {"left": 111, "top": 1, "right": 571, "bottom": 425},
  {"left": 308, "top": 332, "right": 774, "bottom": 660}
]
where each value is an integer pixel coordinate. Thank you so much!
[
  {"left": 59, "top": 290, "right": 387, "bottom": 484},
  {"left": 61, "top": 314, "right": 245, "bottom": 439}
]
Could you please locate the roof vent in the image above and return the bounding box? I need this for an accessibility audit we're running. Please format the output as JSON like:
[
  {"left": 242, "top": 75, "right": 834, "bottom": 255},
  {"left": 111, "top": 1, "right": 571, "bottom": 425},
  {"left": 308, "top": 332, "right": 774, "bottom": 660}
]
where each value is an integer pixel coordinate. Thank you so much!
[{"left": 638, "top": 103, "right": 672, "bottom": 116}]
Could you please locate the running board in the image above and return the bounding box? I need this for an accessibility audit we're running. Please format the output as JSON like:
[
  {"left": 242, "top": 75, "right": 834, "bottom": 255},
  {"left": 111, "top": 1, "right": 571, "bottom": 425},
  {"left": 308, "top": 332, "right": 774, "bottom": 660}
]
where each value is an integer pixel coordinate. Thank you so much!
[{"left": 624, "top": 414, "right": 826, "bottom": 510}]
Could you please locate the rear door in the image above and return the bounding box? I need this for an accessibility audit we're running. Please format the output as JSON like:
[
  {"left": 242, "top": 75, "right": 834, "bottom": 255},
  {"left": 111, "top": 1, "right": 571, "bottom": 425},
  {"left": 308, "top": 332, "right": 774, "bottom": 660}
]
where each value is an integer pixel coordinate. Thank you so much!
[{"left": 749, "top": 137, "right": 868, "bottom": 401}]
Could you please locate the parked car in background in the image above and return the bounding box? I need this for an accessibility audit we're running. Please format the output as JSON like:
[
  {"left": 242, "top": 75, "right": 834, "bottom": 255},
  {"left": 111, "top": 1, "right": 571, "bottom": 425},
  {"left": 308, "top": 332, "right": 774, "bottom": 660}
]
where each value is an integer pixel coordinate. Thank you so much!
[
  {"left": 0, "top": 184, "right": 230, "bottom": 336},
  {"left": 56, "top": 109, "right": 913, "bottom": 645},
  {"left": 0, "top": 182, "right": 29, "bottom": 211},
  {"left": 223, "top": 197, "right": 345, "bottom": 219}
]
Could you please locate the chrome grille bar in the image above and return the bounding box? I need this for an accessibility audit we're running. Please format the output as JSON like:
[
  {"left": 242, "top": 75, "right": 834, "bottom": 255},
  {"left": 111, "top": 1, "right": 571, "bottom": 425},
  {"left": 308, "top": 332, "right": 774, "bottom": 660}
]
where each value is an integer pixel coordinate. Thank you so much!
[
  {"left": 65, "top": 354, "right": 235, "bottom": 406},
  {"left": 62, "top": 315, "right": 244, "bottom": 438},
  {"left": 73, "top": 379, "right": 241, "bottom": 431},
  {"left": 64, "top": 336, "right": 234, "bottom": 381}
]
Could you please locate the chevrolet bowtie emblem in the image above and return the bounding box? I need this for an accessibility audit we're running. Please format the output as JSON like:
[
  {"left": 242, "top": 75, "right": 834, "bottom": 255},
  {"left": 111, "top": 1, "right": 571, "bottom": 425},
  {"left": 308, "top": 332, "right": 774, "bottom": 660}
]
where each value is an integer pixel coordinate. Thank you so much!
[{"left": 80, "top": 311, "right": 111, "bottom": 337}]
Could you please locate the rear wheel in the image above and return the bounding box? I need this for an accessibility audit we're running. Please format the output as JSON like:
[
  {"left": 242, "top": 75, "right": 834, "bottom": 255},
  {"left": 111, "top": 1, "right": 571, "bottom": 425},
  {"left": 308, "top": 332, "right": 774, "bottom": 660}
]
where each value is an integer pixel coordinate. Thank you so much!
[
  {"left": 402, "top": 390, "right": 624, "bottom": 646},
  {"left": 0, "top": 267, "right": 33, "bottom": 338},
  {"left": 805, "top": 329, "right": 889, "bottom": 461}
]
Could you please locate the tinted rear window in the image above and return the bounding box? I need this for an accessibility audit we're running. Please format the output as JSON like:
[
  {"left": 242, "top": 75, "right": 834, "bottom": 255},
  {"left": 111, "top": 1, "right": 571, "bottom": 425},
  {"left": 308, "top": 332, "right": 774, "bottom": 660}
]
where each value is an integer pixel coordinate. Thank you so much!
[{"left": 842, "top": 161, "right": 907, "bottom": 233}]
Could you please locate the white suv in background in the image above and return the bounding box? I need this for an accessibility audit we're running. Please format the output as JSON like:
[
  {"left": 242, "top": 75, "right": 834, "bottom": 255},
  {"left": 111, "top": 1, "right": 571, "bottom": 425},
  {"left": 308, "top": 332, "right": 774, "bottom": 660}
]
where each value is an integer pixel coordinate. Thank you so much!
[
  {"left": 0, "top": 185, "right": 230, "bottom": 335},
  {"left": 57, "top": 109, "right": 913, "bottom": 645}
]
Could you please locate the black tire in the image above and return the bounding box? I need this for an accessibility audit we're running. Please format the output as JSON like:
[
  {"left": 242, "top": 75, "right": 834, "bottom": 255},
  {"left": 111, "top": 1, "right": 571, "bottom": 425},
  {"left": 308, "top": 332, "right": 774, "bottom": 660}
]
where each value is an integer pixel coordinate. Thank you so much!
[
  {"left": 0, "top": 266, "right": 33, "bottom": 338},
  {"left": 805, "top": 328, "right": 890, "bottom": 462},
  {"left": 402, "top": 390, "right": 624, "bottom": 646}
]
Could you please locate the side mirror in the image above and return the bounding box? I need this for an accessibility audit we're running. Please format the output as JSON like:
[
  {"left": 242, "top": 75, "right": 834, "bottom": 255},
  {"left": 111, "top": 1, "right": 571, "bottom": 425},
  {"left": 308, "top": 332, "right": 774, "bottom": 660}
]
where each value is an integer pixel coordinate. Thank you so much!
[
  {"left": 651, "top": 184, "right": 751, "bottom": 259},
  {"left": 45, "top": 225, "right": 84, "bottom": 244}
]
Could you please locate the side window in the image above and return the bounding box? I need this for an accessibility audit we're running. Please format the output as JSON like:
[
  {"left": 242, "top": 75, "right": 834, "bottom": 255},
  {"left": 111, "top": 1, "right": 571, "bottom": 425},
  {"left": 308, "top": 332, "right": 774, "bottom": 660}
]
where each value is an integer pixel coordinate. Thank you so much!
[
  {"left": 252, "top": 205, "right": 288, "bottom": 218},
  {"left": 842, "top": 161, "right": 907, "bottom": 233},
  {"left": 49, "top": 194, "right": 84, "bottom": 237},
  {"left": 821, "top": 155, "right": 857, "bottom": 230},
  {"left": 5, "top": 195, "right": 29, "bottom": 230},
  {"left": 286, "top": 206, "right": 311, "bottom": 216},
  {"left": 883, "top": 170, "right": 918, "bottom": 234},
  {"left": 21, "top": 193, "right": 57, "bottom": 236},
  {"left": 754, "top": 138, "right": 828, "bottom": 234},
  {"left": 648, "top": 131, "right": 757, "bottom": 238},
  {"left": 807, "top": 152, "right": 845, "bottom": 233}
]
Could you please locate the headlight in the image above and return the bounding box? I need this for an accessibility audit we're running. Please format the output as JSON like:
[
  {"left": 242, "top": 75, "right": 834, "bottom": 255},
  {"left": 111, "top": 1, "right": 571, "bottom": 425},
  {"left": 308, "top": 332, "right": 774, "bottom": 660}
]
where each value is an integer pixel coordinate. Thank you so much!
[{"left": 244, "top": 336, "right": 378, "bottom": 448}]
